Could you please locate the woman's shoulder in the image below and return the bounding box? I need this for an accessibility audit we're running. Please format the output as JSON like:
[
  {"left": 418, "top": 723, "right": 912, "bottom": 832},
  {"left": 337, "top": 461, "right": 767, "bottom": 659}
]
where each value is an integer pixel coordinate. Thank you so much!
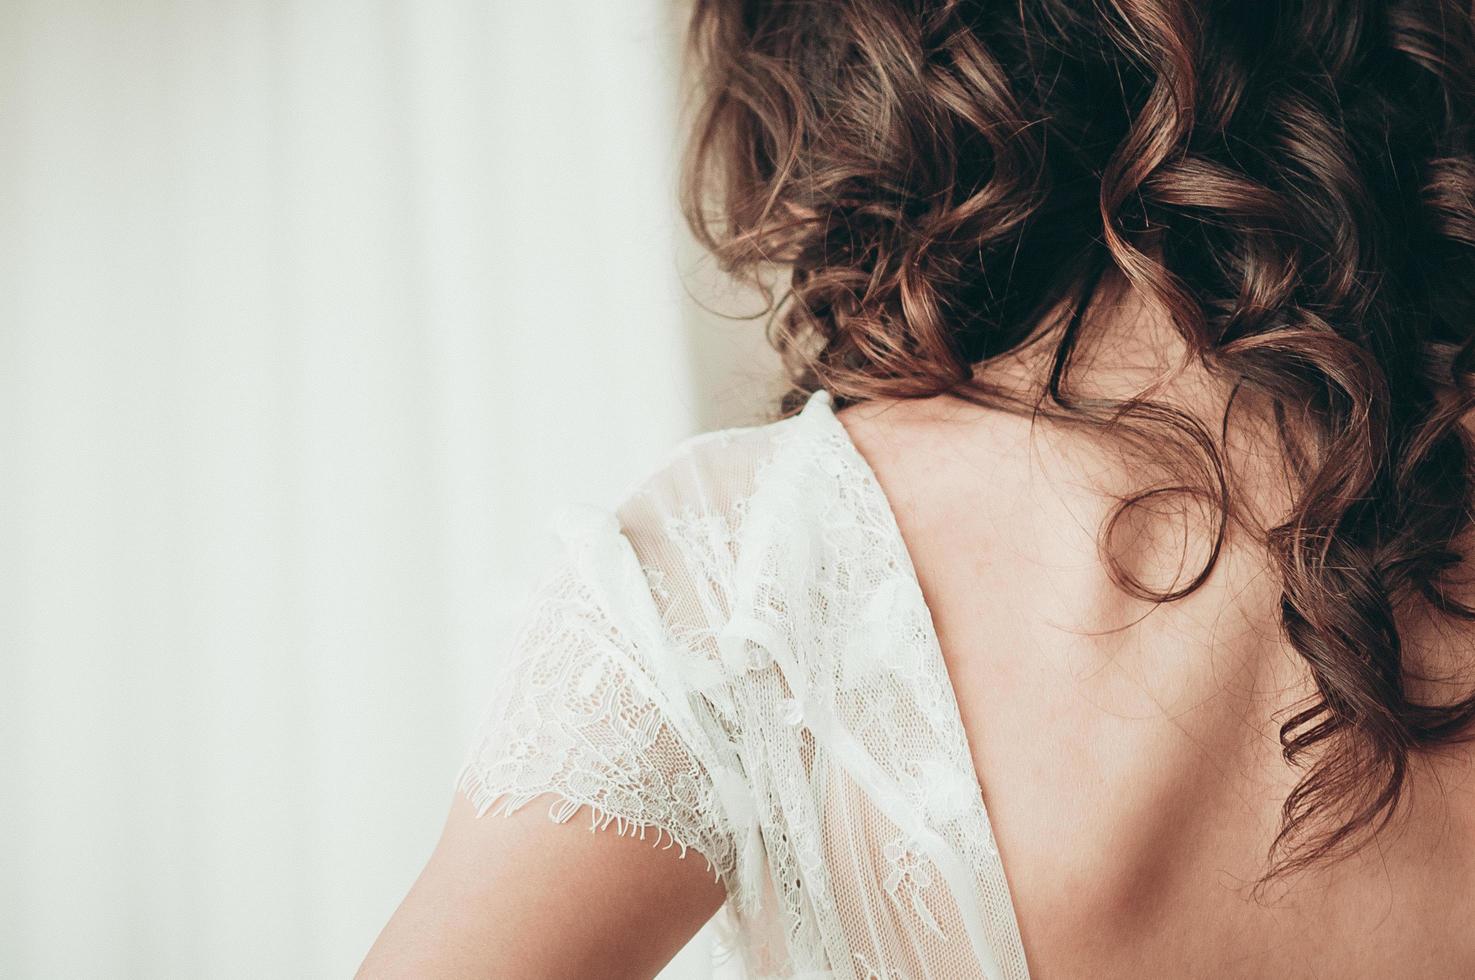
[{"left": 452, "top": 403, "right": 836, "bottom": 910}]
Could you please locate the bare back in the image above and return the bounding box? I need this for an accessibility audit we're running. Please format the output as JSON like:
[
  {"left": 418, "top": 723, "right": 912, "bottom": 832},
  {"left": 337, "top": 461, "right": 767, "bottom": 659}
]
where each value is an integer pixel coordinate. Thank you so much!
[{"left": 835, "top": 389, "right": 1475, "bottom": 979}]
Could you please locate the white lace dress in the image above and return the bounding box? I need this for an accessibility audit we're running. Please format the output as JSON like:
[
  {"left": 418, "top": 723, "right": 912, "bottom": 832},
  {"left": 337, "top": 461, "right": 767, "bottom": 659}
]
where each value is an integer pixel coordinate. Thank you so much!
[{"left": 454, "top": 389, "right": 1032, "bottom": 980}]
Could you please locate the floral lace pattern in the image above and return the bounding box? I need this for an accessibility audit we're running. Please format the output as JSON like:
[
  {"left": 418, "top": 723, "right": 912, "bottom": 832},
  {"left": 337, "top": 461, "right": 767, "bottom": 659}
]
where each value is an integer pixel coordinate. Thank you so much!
[
  {"left": 454, "top": 390, "right": 1030, "bottom": 980},
  {"left": 456, "top": 550, "right": 741, "bottom": 888}
]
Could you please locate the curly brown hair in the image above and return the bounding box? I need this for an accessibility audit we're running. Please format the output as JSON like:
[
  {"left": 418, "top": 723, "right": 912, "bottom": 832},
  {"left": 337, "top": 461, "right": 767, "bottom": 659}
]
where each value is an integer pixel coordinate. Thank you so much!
[{"left": 678, "top": 0, "right": 1475, "bottom": 885}]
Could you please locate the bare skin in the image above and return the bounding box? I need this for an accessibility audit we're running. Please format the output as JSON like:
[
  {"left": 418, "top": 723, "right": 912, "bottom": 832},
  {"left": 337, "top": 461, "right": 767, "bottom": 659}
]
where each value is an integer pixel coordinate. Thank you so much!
[
  {"left": 360, "top": 284, "right": 1475, "bottom": 978},
  {"left": 835, "top": 287, "right": 1475, "bottom": 978}
]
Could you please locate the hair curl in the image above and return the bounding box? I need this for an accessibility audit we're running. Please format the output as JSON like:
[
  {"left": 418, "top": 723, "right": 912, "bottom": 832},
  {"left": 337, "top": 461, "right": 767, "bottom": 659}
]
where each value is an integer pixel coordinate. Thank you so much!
[{"left": 679, "top": 0, "right": 1475, "bottom": 885}]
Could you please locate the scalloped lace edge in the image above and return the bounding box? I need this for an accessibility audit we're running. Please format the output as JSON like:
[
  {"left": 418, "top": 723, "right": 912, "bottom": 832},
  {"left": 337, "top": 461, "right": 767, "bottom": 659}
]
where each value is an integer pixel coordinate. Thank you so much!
[{"left": 454, "top": 759, "right": 730, "bottom": 888}]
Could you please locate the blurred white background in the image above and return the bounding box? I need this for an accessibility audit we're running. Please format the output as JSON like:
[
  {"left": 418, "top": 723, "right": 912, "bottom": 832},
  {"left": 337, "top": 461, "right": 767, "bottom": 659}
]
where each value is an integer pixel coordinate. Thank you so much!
[{"left": 0, "top": 2, "right": 779, "bottom": 977}]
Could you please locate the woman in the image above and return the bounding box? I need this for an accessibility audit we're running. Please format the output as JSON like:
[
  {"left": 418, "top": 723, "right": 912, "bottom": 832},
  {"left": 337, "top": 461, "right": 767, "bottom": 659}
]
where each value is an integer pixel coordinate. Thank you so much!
[{"left": 359, "top": 1, "right": 1475, "bottom": 976}]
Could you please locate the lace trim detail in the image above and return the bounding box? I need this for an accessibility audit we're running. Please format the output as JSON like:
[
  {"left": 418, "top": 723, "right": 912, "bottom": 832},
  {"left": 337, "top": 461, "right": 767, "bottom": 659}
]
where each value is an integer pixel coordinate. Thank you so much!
[
  {"left": 455, "top": 552, "right": 741, "bottom": 895},
  {"left": 456, "top": 762, "right": 726, "bottom": 877}
]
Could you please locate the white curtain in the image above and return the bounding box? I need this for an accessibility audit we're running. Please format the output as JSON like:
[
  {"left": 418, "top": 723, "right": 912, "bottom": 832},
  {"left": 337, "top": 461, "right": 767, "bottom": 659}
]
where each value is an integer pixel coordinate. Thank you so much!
[{"left": 0, "top": 2, "right": 774, "bottom": 977}]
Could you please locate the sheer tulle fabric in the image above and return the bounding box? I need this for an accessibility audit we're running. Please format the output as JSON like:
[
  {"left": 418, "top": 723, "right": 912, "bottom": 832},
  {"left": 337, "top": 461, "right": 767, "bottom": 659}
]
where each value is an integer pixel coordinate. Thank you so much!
[{"left": 456, "top": 390, "right": 1031, "bottom": 979}]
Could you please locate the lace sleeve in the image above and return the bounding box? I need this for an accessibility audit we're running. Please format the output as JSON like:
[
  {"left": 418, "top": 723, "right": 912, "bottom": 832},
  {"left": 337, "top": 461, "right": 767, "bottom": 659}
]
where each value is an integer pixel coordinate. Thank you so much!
[{"left": 453, "top": 505, "right": 742, "bottom": 894}]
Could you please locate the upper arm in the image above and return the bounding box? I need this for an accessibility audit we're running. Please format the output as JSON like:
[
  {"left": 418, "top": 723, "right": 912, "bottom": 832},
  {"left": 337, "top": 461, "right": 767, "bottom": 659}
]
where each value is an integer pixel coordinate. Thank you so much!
[
  {"left": 357, "top": 509, "right": 745, "bottom": 979},
  {"left": 356, "top": 788, "right": 727, "bottom": 980}
]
